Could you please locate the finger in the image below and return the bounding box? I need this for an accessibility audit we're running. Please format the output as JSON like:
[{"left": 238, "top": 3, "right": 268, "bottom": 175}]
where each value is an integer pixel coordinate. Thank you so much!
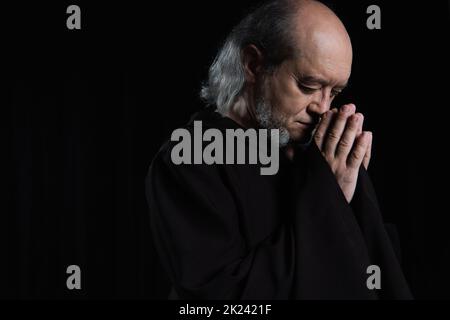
[
  {"left": 363, "top": 132, "right": 372, "bottom": 170},
  {"left": 347, "top": 131, "right": 370, "bottom": 169},
  {"left": 357, "top": 113, "right": 364, "bottom": 135},
  {"left": 323, "top": 104, "right": 356, "bottom": 157},
  {"left": 335, "top": 113, "right": 362, "bottom": 159},
  {"left": 314, "top": 108, "right": 338, "bottom": 150}
]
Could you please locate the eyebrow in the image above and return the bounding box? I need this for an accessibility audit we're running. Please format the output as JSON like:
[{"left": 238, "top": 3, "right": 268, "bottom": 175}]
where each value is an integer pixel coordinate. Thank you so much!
[{"left": 299, "top": 75, "right": 348, "bottom": 90}]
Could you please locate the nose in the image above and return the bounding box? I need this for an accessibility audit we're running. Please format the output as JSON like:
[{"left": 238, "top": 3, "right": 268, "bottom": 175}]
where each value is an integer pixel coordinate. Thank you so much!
[{"left": 307, "top": 89, "right": 332, "bottom": 116}]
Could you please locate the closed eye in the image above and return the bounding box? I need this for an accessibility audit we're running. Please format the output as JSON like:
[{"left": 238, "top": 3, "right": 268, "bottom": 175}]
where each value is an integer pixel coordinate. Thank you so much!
[
  {"left": 330, "top": 89, "right": 342, "bottom": 98},
  {"left": 298, "top": 83, "right": 319, "bottom": 95},
  {"left": 297, "top": 80, "right": 345, "bottom": 98}
]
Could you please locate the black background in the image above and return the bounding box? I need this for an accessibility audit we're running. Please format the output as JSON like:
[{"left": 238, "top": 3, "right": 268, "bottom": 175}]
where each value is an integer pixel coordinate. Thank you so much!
[{"left": 2, "top": 1, "right": 449, "bottom": 299}]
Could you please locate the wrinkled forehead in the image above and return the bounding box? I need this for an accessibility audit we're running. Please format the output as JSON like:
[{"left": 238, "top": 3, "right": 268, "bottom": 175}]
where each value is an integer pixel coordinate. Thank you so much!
[{"left": 291, "top": 27, "right": 353, "bottom": 86}]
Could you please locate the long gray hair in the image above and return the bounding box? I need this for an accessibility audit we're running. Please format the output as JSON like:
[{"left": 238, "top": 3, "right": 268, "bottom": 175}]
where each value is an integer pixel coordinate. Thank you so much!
[{"left": 200, "top": 0, "right": 302, "bottom": 113}]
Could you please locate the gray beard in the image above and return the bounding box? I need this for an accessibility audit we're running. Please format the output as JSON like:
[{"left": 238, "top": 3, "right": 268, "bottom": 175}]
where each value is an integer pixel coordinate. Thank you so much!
[
  {"left": 254, "top": 96, "right": 315, "bottom": 148},
  {"left": 254, "top": 96, "right": 291, "bottom": 147}
]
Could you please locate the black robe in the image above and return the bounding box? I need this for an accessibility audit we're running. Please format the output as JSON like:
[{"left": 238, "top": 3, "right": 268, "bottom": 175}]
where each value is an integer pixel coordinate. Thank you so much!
[{"left": 145, "top": 107, "right": 413, "bottom": 299}]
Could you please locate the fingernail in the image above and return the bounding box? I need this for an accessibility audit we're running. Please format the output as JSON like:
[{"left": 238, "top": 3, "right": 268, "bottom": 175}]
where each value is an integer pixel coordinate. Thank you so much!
[
  {"left": 344, "top": 104, "right": 354, "bottom": 113},
  {"left": 357, "top": 113, "right": 364, "bottom": 122}
]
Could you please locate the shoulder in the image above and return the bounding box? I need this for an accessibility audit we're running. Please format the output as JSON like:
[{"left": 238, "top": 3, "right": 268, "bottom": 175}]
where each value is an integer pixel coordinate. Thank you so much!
[{"left": 147, "top": 106, "right": 243, "bottom": 181}]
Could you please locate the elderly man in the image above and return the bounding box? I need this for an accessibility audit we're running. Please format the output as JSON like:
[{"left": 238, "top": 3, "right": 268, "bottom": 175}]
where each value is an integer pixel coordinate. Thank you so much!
[{"left": 146, "top": 0, "right": 412, "bottom": 299}]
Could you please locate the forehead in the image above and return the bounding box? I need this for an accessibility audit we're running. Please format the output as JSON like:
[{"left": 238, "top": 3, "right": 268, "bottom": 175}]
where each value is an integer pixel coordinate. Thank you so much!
[
  {"left": 293, "top": 37, "right": 352, "bottom": 83},
  {"left": 292, "top": 24, "right": 353, "bottom": 86},
  {"left": 293, "top": 51, "right": 352, "bottom": 88}
]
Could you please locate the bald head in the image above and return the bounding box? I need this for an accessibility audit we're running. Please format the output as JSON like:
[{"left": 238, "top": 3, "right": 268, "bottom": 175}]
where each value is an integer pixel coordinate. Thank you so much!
[
  {"left": 202, "top": 0, "right": 353, "bottom": 124},
  {"left": 291, "top": 0, "right": 353, "bottom": 76},
  {"left": 294, "top": 0, "right": 350, "bottom": 39},
  {"left": 239, "top": 0, "right": 354, "bottom": 144}
]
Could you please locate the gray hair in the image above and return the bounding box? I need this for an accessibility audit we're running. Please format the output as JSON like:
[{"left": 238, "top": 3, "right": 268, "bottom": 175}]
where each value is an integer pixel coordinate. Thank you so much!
[{"left": 200, "top": 0, "right": 302, "bottom": 113}]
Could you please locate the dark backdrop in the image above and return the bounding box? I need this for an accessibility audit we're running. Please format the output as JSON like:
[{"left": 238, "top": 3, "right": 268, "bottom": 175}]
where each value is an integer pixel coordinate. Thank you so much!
[{"left": 2, "top": 1, "right": 449, "bottom": 299}]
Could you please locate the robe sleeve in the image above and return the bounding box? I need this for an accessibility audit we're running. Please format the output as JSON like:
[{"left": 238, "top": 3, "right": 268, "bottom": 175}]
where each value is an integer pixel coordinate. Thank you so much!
[
  {"left": 349, "top": 166, "right": 413, "bottom": 299},
  {"left": 290, "top": 143, "right": 377, "bottom": 299},
  {"left": 146, "top": 142, "right": 295, "bottom": 299},
  {"left": 146, "top": 141, "right": 412, "bottom": 299},
  {"left": 291, "top": 143, "right": 412, "bottom": 299}
]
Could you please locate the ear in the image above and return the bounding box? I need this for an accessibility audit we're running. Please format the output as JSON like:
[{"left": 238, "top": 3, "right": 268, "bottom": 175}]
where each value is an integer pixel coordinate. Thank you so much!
[{"left": 241, "top": 44, "right": 264, "bottom": 84}]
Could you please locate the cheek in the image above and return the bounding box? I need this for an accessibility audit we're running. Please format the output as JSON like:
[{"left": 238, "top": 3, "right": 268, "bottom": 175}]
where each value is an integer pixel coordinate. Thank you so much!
[{"left": 270, "top": 80, "right": 310, "bottom": 117}]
